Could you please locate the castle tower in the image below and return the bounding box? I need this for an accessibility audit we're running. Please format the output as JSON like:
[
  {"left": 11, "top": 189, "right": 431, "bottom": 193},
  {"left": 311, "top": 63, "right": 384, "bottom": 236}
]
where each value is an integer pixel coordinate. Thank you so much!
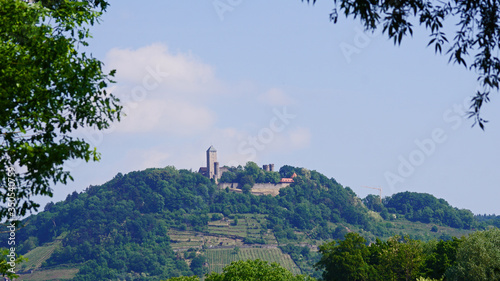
[
  {"left": 206, "top": 145, "right": 217, "bottom": 179},
  {"left": 214, "top": 162, "right": 220, "bottom": 182}
]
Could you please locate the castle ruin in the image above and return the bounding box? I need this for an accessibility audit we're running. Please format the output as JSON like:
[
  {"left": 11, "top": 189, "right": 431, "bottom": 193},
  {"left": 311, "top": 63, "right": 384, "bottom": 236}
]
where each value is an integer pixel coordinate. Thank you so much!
[
  {"left": 198, "top": 146, "right": 292, "bottom": 195},
  {"left": 198, "top": 145, "right": 222, "bottom": 183}
]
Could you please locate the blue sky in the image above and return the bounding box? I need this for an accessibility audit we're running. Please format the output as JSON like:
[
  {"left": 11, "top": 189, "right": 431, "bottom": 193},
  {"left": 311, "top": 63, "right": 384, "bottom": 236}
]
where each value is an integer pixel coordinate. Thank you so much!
[{"left": 46, "top": 0, "right": 500, "bottom": 215}]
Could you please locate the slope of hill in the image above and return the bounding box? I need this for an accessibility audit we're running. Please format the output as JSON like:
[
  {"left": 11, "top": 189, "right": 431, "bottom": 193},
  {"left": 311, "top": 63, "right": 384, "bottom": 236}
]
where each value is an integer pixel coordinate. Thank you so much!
[{"left": 6, "top": 164, "right": 496, "bottom": 280}]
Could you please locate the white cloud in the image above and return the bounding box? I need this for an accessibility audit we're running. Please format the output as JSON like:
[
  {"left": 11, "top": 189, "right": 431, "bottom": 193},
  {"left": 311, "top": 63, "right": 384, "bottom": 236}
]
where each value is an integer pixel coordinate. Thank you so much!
[
  {"left": 106, "top": 43, "right": 221, "bottom": 96},
  {"left": 116, "top": 99, "right": 215, "bottom": 135},
  {"left": 103, "top": 43, "right": 220, "bottom": 135},
  {"left": 258, "top": 88, "right": 296, "bottom": 106}
]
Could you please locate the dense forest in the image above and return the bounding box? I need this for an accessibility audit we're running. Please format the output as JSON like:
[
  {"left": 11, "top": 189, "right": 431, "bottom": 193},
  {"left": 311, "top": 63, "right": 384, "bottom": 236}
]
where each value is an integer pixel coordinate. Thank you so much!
[{"left": 7, "top": 164, "right": 500, "bottom": 280}]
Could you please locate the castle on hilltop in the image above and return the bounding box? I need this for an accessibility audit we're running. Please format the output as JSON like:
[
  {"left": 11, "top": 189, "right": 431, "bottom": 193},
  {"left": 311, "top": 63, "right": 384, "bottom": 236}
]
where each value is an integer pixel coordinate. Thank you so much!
[
  {"left": 198, "top": 146, "right": 228, "bottom": 183},
  {"left": 198, "top": 146, "right": 294, "bottom": 195}
]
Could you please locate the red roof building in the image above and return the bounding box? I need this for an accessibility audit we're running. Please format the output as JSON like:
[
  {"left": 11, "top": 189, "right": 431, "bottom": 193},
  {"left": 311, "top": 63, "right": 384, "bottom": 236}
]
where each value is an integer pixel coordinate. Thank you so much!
[{"left": 279, "top": 172, "right": 297, "bottom": 183}]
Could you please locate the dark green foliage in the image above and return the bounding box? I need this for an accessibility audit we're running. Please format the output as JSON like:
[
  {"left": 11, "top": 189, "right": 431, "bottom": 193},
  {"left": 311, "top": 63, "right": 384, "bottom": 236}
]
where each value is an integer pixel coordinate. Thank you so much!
[
  {"left": 316, "top": 232, "right": 373, "bottom": 281},
  {"left": 423, "top": 237, "right": 462, "bottom": 279},
  {"left": 211, "top": 213, "right": 223, "bottom": 221},
  {"left": 213, "top": 165, "right": 370, "bottom": 235},
  {"left": 269, "top": 169, "right": 370, "bottom": 231},
  {"left": 219, "top": 161, "right": 281, "bottom": 185},
  {"left": 384, "top": 192, "right": 476, "bottom": 229},
  {"left": 279, "top": 244, "right": 322, "bottom": 279},
  {"left": 475, "top": 214, "right": 500, "bottom": 229},
  {"left": 363, "top": 195, "right": 384, "bottom": 212},
  {"left": 316, "top": 233, "right": 429, "bottom": 281},
  {"left": 446, "top": 228, "right": 500, "bottom": 280},
  {"left": 279, "top": 165, "right": 296, "bottom": 178},
  {"left": 204, "top": 259, "right": 315, "bottom": 281},
  {"left": 241, "top": 184, "right": 252, "bottom": 194},
  {"left": 0, "top": 0, "right": 121, "bottom": 221},
  {"left": 190, "top": 255, "right": 207, "bottom": 277},
  {"left": 315, "top": 229, "right": 500, "bottom": 281}
]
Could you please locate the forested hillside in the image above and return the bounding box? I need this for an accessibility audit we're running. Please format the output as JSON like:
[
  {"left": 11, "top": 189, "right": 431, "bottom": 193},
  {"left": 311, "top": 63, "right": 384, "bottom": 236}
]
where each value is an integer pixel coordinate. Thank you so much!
[{"left": 7, "top": 164, "right": 499, "bottom": 280}]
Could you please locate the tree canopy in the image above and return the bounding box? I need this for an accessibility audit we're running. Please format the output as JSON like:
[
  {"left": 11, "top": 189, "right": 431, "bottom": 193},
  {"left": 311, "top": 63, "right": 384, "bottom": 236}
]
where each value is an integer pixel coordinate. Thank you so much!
[
  {"left": 203, "top": 259, "right": 316, "bottom": 281},
  {"left": 446, "top": 228, "right": 500, "bottom": 280},
  {"left": 0, "top": 0, "right": 121, "bottom": 221},
  {"left": 316, "top": 232, "right": 373, "bottom": 281},
  {"left": 304, "top": 0, "right": 500, "bottom": 128}
]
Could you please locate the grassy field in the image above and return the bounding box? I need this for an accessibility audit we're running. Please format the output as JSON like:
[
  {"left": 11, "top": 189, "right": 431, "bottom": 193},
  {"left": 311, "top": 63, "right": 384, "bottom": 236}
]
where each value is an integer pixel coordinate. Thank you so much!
[
  {"left": 15, "top": 233, "right": 79, "bottom": 281},
  {"left": 205, "top": 247, "right": 301, "bottom": 275},
  {"left": 345, "top": 218, "right": 474, "bottom": 243},
  {"left": 17, "top": 268, "right": 79, "bottom": 281},
  {"left": 18, "top": 240, "right": 62, "bottom": 273},
  {"left": 386, "top": 219, "right": 474, "bottom": 239}
]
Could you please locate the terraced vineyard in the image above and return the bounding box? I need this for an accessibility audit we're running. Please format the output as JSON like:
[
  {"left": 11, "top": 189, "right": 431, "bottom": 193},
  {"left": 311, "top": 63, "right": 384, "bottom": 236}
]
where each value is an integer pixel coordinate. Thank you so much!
[
  {"left": 206, "top": 214, "right": 277, "bottom": 244},
  {"left": 169, "top": 214, "right": 278, "bottom": 251},
  {"left": 169, "top": 229, "right": 206, "bottom": 250},
  {"left": 18, "top": 240, "right": 63, "bottom": 273},
  {"left": 16, "top": 233, "right": 80, "bottom": 281},
  {"left": 205, "top": 247, "right": 301, "bottom": 275},
  {"left": 17, "top": 268, "right": 79, "bottom": 281}
]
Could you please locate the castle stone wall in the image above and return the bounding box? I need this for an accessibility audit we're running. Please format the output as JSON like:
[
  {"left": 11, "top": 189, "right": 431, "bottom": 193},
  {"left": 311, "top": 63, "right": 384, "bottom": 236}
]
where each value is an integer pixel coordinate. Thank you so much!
[{"left": 218, "top": 182, "right": 291, "bottom": 196}]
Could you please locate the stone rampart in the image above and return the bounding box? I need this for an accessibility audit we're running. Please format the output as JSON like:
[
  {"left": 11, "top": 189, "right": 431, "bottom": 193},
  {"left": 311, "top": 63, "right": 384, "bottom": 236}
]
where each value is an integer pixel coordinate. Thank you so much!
[{"left": 218, "top": 182, "right": 291, "bottom": 196}]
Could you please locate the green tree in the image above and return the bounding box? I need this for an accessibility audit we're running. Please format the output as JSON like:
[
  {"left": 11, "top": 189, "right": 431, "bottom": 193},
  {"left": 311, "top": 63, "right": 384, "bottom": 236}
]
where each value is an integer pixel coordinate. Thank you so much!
[
  {"left": 220, "top": 170, "right": 236, "bottom": 183},
  {"left": 279, "top": 165, "right": 296, "bottom": 178},
  {"left": 232, "top": 246, "right": 240, "bottom": 254},
  {"left": 363, "top": 194, "right": 384, "bottom": 212},
  {"left": 190, "top": 255, "right": 207, "bottom": 277},
  {"left": 211, "top": 213, "right": 223, "bottom": 221},
  {"left": 264, "top": 171, "right": 281, "bottom": 184},
  {"left": 315, "top": 232, "right": 373, "bottom": 281},
  {"left": 304, "top": 0, "right": 500, "bottom": 128},
  {"left": 0, "top": 249, "right": 26, "bottom": 280},
  {"left": 205, "top": 259, "right": 315, "bottom": 281},
  {"left": 378, "top": 235, "right": 425, "bottom": 281},
  {"left": 244, "top": 162, "right": 262, "bottom": 178},
  {"left": 424, "top": 237, "right": 462, "bottom": 280},
  {"left": 446, "top": 228, "right": 500, "bottom": 281},
  {"left": 239, "top": 174, "right": 255, "bottom": 188},
  {"left": 0, "top": 0, "right": 121, "bottom": 220},
  {"left": 241, "top": 183, "right": 252, "bottom": 194}
]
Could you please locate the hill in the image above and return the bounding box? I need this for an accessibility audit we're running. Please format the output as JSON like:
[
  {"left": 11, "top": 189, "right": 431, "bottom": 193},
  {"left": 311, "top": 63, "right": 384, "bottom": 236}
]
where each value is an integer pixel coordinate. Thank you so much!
[{"left": 6, "top": 164, "right": 498, "bottom": 280}]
